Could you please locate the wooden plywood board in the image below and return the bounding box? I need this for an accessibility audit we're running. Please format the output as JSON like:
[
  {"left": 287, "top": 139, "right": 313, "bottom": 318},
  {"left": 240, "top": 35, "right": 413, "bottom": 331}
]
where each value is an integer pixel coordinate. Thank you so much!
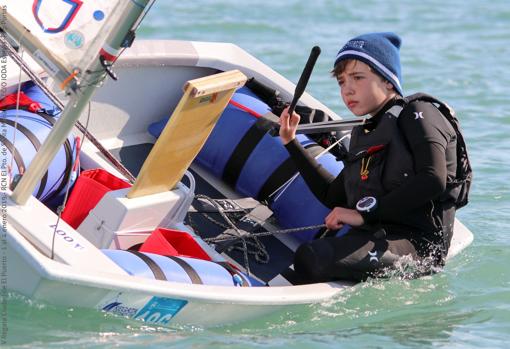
[{"left": 127, "top": 70, "right": 247, "bottom": 198}]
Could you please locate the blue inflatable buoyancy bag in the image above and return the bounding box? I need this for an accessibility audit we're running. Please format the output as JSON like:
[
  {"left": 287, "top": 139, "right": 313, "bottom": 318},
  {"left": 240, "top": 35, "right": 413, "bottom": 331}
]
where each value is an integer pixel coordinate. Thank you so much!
[
  {"left": 102, "top": 249, "right": 252, "bottom": 286},
  {"left": 148, "top": 87, "right": 272, "bottom": 178},
  {"left": 193, "top": 87, "right": 272, "bottom": 178},
  {"left": 0, "top": 82, "right": 76, "bottom": 204},
  {"left": 147, "top": 86, "right": 344, "bottom": 242}
]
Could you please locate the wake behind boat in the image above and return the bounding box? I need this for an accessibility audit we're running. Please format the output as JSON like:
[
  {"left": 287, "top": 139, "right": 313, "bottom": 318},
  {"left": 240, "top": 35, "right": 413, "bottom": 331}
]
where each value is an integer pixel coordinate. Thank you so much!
[{"left": 1, "top": 1, "right": 473, "bottom": 328}]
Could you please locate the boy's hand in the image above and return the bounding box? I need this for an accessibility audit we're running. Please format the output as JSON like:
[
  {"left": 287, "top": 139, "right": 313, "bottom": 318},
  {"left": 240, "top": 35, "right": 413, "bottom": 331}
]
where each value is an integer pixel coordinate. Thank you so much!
[
  {"left": 279, "top": 106, "right": 300, "bottom": 144},
  {"left": 325, "top": 207, "right": 364, "bottom": 230}
]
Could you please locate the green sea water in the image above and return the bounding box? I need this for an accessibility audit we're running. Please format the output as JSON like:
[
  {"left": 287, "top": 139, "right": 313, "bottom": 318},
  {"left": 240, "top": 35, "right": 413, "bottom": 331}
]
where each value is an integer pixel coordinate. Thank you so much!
[{"left": 4, "top": 0, "right": 510, "bottom": 348}]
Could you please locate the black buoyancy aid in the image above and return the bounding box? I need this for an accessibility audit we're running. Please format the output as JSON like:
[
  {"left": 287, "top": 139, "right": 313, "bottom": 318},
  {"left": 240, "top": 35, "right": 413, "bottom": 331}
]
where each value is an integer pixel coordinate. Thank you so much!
[
  {"left": 343, "top": 94, "right": 472, "bottom": 211},
  {"left": 402, "top": 93, "right": 472, "bottom": 209},
  {"left": 343, "top": 104, "right": 415, "bottom": 208}
]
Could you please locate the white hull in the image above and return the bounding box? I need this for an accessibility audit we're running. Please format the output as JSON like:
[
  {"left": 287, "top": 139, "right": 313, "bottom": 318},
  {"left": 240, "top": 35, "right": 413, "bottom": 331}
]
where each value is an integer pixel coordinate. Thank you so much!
[
  {"left": 4, "top": 40, "right": 474, "bottom": 328},
  {"left": 6, "top": 208, "right": 351, "bottom": 327}
]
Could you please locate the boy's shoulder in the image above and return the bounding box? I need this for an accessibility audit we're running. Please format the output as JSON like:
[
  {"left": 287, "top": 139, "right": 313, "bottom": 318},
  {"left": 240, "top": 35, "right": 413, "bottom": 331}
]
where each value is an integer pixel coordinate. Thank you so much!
[{"left": 399, "top": 98, "right": 446, "bottom": 126}]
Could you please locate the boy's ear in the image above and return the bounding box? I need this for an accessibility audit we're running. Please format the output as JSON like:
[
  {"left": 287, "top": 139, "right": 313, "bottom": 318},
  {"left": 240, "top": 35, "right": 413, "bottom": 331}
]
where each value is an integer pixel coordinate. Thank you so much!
[{"left": 385, "top": 80, "right": 394, "bottom": 91}]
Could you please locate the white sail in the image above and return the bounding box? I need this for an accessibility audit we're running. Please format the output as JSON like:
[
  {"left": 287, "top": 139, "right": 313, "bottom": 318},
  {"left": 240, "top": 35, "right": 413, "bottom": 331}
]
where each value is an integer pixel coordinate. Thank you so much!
[
  {"left": 1, "top": 0, "right": 151, "bottom": 205},
  {"left": 0, "top": 0, "right": 128, "bottom": 84}
]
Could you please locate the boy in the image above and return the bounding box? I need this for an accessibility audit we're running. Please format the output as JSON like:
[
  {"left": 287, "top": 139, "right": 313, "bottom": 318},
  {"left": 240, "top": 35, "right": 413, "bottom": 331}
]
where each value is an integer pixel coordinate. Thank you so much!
[{"left": 279, "top": 32, "right": 458, "bottom": 282}]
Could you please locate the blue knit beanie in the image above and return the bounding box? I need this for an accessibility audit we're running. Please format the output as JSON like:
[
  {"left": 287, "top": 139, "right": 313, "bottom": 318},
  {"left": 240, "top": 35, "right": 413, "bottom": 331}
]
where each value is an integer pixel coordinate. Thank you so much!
[{"left": 334, "top": 32, "right": 403, "bottom": 96}]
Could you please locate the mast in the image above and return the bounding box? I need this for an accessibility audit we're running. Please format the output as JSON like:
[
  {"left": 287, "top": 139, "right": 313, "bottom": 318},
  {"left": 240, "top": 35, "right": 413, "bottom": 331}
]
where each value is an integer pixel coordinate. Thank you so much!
[{"left": 9, "top": 0, "right": 152, "bottom": 205}]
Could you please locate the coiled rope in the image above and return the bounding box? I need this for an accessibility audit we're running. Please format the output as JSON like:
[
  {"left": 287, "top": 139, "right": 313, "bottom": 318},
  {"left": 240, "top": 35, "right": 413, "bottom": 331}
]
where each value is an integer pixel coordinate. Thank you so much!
[{"left": 188, "top": 194, "right": 325, "bottom": 276}]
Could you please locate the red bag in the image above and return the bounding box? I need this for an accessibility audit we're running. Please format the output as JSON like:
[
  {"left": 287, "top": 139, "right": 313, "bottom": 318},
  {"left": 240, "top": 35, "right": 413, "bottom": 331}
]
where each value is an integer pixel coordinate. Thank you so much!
[
  {"left": 0, "top": 91, "right": 42, "bottom": 112},
  {"left": 61, "top": 169, "right": 131, "bottom": 229}
]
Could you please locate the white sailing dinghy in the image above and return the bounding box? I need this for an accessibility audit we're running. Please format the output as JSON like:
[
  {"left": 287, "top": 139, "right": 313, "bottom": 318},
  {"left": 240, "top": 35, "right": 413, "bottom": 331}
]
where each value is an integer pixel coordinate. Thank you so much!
[{"left": 1, "top": 1, "right": 473, "bottom": 328}]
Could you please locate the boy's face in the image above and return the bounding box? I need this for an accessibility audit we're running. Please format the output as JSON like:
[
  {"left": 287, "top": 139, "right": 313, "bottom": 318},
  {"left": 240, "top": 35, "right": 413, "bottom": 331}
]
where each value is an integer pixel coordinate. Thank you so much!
[{"left": 336, "top": 60, "right": 395, "bottom": 117}]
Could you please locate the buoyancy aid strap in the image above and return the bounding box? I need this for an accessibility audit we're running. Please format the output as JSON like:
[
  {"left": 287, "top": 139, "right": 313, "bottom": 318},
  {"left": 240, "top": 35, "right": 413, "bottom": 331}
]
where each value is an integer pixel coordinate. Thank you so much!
[
  {"left": 222, "top": 116, "right": 275, "bottom": 187},
  {"left": 0, "top": 118, "right": 48, "bottom": 199},
  {"left": 127, "top": 250, "right": 168, "bottom": 281},
  {"left": 385, "top": 105, "right": 404, "bottom": 118},
  {"left": 403, "top": 93, "right": 457, "bottom": 126},
  {"left": 0, "top": 134, "right": 25, "bottom": 178},
  {"left": 257, "top": 143, "right": 323, "bottom": 202},
  {"left": 126, "top": 250, "right": 205, "bottom": 284},
  {"left": 404, "top": 93, "right": 450, "bottom": 111},
  {"left": 37, "top": 112, "right": 74, "bottom": 202},
  {"left": 164, "top": 255, "right": 204, "bottom": 285}
]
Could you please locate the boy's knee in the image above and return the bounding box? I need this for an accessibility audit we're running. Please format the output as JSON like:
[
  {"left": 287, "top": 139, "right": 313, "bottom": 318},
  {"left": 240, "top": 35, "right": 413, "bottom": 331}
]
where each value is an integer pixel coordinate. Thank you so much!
[{"left": 293, "top": 240, "right": 335, "bottom": 283}]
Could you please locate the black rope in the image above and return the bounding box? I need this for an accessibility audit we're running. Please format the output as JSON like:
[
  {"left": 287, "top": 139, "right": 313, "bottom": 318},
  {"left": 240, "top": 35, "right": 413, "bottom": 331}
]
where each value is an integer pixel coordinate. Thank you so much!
[
  {"left": 204, "top": 223, "right": 326, "bottom": 244},
  {"left": 188, "top": 195, "right": 326, "bottom": 275}
]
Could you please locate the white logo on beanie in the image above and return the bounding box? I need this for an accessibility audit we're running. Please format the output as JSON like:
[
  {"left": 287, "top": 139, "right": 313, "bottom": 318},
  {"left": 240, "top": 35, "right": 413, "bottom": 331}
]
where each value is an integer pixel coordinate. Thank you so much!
[
  {"left": 335, "top": 32, "right": 404, "bottom": 96},
  {"left": 346, "top": 40, "right": 365, "bottom": 49},
  {"left": 336, "top": 50, "right": 402, "bottom": 91}
]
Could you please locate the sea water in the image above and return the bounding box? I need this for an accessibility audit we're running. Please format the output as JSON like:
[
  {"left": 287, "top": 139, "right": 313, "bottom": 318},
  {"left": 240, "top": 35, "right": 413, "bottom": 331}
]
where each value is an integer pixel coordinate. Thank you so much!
[{"left": 4, "top": 0, "right": 510, "bottom": 348}]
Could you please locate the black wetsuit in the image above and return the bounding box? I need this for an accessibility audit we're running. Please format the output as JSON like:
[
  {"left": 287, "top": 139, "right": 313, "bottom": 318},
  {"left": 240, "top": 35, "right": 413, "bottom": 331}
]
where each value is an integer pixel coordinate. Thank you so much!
[{"left": 285, "top": 97, "right": 457, "bottom": 282}]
